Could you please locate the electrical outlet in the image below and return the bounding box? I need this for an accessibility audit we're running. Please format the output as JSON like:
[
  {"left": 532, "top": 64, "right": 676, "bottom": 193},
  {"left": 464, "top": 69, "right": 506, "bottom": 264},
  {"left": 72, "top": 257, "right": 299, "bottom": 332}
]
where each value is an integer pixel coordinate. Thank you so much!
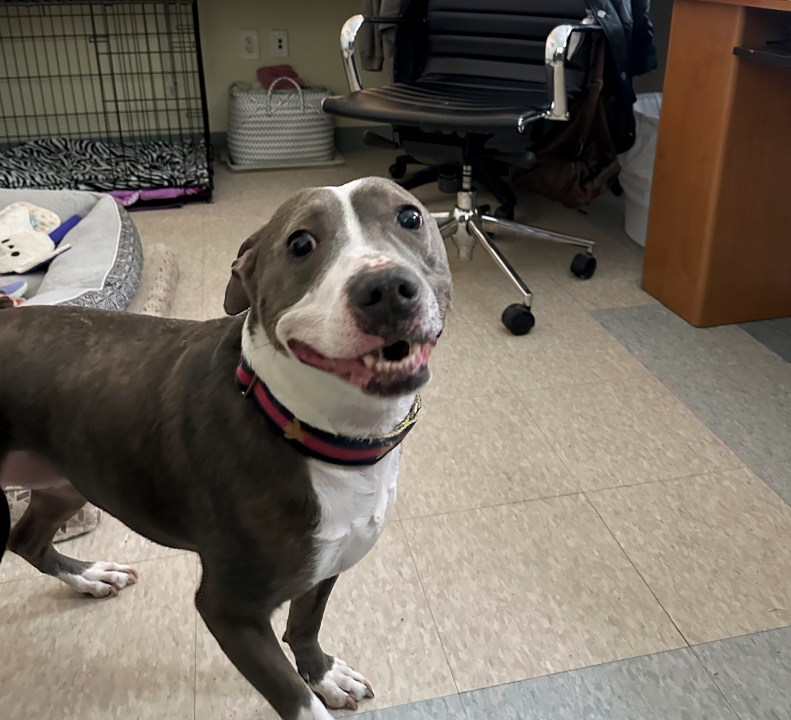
[
  {"left": 270, "top": 29, "right": 289, "bottom": 58},
  {"left": 239, "top": 29, "right": 259, "bottom": 60}
]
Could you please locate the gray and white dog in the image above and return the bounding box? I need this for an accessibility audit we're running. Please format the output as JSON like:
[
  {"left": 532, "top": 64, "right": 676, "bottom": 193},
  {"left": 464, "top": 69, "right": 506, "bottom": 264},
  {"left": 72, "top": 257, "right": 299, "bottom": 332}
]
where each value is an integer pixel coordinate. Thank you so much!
[{"left": 0, "top": 177, "right": 452, "bottom": 720}]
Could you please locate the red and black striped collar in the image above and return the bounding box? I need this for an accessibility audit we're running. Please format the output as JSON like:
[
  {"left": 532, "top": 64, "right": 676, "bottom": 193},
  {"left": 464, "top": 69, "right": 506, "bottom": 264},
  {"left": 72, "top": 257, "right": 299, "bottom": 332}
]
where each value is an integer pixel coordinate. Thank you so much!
[{"left": 236, "top": 359, "right": 421, "bottom": 467}]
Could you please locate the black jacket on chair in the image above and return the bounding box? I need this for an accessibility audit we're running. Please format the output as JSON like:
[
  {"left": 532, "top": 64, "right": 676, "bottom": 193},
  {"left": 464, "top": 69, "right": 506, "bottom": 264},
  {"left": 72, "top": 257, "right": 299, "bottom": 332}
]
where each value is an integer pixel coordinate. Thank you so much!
[
  {"left": 588, "top": 0, "right": 657, "bottom": 151},
  {"left": 591, "top": 0, "right": 657, "bottom": 78}
]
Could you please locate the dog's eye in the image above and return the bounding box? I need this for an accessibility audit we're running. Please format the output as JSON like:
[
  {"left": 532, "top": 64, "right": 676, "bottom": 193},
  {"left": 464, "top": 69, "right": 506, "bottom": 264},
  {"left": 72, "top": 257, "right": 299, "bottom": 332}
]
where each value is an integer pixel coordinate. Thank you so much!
[
  {"left": 397, "top": 206, "right": 422, "bottom": 230},
  {"left": 287, "top": 231, "right": 317, "bottom": 258}
]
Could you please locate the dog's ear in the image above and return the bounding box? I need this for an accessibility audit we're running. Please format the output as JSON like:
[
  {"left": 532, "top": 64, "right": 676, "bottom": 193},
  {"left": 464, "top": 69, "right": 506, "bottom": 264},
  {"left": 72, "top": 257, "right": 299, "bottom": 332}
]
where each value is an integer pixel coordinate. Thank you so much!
[{"left": 223, "top": 233, "right": 260, "bottom": 315}]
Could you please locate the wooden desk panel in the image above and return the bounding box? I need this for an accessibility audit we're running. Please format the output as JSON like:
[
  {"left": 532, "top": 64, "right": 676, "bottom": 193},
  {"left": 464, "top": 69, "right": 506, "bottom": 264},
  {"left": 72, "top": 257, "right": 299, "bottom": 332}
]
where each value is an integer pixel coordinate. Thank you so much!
[{"left": 641, "top": 0, "right": 791, "bottom": 326}]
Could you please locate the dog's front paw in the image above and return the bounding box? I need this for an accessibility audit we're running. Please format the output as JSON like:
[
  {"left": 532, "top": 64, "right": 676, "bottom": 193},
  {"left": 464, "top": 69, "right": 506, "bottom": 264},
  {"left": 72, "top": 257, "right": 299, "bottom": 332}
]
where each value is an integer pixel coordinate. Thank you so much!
[
  {"left": 310, "top": 657, "right": 374, "bottom": 711},
  {"left": 61, "top": 561, "right": 139, "bottom": 598}
]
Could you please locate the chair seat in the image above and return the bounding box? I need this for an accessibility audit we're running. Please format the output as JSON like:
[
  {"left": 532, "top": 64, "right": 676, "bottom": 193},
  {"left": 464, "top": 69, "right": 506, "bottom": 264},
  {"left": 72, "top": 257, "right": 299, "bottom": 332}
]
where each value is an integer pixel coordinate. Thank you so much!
[{"left": 323, "top": 76, "right": 550, "bottom": 133}]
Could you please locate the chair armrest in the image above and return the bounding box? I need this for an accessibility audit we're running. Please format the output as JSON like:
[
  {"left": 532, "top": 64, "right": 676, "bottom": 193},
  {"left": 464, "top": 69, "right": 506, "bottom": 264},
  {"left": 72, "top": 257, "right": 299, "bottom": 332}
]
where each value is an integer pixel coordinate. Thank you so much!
[
  {"left": 340, "top": 14, "right": 414, "bottom": 93},
  {"left": 543, "top": 22, "right": 603, "bottom": 122},
  {"left": 340, "top": 15, "right": 366, "bottom": 92}
]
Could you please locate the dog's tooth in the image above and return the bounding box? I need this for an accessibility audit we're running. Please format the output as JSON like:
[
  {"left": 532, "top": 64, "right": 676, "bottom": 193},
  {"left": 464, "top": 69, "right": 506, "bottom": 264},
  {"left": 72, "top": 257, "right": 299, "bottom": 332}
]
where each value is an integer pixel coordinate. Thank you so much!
[{"left": 363, "top": 354, "right": 376, "bottom": 368}]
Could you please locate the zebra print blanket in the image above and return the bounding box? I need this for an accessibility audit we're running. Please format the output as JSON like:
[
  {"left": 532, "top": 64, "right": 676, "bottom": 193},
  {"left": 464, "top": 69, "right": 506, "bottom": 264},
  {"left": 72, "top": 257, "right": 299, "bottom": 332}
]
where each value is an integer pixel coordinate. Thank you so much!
[{"left": 0, "top": 137, "right": 210, "bottom": 193}]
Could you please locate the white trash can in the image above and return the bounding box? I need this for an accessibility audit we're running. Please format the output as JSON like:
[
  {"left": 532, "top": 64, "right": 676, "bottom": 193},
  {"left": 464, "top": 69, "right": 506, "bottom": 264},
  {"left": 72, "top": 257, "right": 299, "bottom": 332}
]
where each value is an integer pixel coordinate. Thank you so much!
[{"left": 618, "top": 93, "right": 662, "bottom": 247}]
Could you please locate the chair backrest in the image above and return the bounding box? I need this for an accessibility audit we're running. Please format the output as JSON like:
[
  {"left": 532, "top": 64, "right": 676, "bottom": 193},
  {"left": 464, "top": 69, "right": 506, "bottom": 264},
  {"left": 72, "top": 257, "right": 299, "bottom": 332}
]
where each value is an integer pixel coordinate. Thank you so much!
[{"left": 413, "top": 0, "right": 590, "bottom": 86}]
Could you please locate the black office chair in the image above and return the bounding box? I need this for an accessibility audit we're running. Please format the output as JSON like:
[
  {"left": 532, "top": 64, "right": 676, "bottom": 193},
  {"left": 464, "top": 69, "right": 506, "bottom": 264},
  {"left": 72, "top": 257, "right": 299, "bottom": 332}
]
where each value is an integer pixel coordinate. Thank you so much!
[{"left": 323, "top": 0, "right": 606, "bottom": 335}]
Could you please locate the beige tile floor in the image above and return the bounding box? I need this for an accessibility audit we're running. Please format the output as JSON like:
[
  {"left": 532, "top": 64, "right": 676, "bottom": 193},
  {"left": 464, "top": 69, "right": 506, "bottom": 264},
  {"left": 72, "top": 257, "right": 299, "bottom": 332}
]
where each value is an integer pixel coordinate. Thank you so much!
[{"left": 2, "top": 150, "right": 790, "bottom": 719}]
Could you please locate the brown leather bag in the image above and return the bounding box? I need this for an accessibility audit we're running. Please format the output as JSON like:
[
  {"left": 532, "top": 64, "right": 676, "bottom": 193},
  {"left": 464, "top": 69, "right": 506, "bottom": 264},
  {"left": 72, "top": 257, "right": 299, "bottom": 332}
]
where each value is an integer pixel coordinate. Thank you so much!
[{"left": 514, "top": 39, "right": 621, "bottom": 209}]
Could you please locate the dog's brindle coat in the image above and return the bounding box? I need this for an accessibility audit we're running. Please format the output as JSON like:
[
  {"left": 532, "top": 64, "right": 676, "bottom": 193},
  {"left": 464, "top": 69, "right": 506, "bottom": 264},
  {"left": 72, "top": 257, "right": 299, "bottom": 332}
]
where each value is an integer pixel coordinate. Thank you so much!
[{"left": 0, "top": 178, "right": 451, "bottom": 720}]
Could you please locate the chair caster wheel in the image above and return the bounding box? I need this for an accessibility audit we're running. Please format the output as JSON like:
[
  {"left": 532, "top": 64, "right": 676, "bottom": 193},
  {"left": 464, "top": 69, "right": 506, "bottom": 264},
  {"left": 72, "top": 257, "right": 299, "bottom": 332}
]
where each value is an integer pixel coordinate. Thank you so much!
[
  {"left": 502, "top": 304, "right": 535, "bottom": 335},
  {"left": 389, "top": 162, "right": 407, "bottom": 180},
  {"left": 570, "top": 253, "right": 597, "bottom": 279},
  {"left": 494, "top": 205, "right": 515, "bottom": 221}
]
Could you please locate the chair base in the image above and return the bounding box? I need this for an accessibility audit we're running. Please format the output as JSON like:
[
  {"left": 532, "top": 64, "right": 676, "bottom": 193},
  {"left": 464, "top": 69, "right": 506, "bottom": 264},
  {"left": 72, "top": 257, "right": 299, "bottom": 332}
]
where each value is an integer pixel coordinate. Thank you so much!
[
  {"left": 393, "top": 153, "right": 518, "bottom": 220},
  {"left": 434, "top": 170, "right": 596, "bottom": 335}
]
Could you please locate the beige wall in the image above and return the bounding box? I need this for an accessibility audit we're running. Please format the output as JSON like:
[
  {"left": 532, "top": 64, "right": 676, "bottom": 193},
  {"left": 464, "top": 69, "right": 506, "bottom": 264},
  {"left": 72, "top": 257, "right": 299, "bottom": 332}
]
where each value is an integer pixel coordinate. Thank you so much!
[{"left": 197, "top": 0, "right": 378, "bottom": 132}]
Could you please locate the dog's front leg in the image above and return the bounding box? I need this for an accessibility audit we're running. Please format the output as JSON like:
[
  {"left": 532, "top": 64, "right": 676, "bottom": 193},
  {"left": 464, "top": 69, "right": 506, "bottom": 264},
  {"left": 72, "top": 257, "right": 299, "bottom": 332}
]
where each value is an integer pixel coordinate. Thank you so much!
[
  {"left": 195, "top": 574, "right": 332, "bottom": 720},
  {"left": 284, "top": 576, "right": 374, "bottom": 712}
]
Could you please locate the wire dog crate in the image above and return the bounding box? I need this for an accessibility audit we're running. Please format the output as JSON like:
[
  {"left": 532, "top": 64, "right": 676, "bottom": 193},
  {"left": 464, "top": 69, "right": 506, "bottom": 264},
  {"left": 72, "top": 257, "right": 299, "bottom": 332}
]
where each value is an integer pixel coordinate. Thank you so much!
[{"left": 0, "top": 0, "right": 213, "bottom": 203}]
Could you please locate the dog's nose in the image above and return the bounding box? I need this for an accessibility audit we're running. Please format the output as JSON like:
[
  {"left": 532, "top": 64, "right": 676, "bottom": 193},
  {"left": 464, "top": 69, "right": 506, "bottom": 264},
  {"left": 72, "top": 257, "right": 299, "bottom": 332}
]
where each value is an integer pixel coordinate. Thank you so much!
[{"left": 348, "top": 268, "right": 422, "bottom": 327}]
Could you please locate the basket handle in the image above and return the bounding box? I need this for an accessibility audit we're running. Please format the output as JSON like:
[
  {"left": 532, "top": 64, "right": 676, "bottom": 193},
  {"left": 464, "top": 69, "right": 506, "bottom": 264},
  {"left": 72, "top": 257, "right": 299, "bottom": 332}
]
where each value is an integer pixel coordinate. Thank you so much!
[{"left": 265, "top": 76, "right": 305, "bottom": 114}]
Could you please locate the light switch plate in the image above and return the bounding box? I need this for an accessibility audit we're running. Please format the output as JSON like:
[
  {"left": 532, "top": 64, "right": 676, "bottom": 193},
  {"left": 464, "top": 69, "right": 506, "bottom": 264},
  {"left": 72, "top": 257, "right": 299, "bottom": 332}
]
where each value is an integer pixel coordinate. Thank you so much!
[{"left": 270, "top": 29, "right": 289, "bottom": 58}]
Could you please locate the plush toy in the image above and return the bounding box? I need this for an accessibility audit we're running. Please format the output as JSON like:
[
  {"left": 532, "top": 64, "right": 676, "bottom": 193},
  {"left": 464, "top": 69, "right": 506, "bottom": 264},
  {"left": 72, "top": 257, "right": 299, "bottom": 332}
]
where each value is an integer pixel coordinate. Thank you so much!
[
  {"left": 0, "top": 203, "right": 70, "bottom": 274},
  {"left": 0, "top": 278, "right": 27, "bottom": 296},
  {"left": 0, "top": 279, "right": 27, "bottom": 308},
  {"left": 2, "top": 201, "right": 61, "bottom": 235}
]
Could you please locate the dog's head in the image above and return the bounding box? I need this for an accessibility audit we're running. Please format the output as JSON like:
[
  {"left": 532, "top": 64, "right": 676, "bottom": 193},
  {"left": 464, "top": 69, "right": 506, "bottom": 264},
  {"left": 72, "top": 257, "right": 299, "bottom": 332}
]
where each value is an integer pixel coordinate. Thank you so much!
[{"left": 225, "top": 177, "right": 451, "bottom": 398}]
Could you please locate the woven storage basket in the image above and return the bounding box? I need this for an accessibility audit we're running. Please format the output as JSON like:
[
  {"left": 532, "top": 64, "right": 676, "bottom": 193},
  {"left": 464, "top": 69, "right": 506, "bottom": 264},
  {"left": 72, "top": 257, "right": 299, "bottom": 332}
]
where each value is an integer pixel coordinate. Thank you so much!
[{"left": 227, "top": 78, "right": 335, "bottom": 166}]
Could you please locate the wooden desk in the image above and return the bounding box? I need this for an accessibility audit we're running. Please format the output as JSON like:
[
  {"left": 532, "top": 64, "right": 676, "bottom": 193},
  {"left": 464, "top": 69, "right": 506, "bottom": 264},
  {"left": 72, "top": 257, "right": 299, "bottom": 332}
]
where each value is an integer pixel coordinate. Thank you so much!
[{"left": 641, "top": 0, "right": 791, "bottom": 326}]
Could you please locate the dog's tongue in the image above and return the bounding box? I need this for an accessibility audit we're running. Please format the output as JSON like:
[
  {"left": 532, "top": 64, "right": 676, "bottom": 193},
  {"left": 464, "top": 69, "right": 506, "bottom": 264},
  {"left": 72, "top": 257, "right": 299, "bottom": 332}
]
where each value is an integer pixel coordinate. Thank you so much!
[{"left": 290, "top": 343, "right": 374, "bottom": 385}]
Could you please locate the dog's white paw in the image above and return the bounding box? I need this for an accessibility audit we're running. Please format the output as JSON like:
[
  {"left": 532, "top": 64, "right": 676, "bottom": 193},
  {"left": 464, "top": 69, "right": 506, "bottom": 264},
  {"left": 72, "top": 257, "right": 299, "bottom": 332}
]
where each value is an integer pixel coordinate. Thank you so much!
[
  {"left": 310, "top": 657, "right": 374, "bottom": 711},
  {"left": 61, "top": 561, "right": 139, "bottom": 598}
]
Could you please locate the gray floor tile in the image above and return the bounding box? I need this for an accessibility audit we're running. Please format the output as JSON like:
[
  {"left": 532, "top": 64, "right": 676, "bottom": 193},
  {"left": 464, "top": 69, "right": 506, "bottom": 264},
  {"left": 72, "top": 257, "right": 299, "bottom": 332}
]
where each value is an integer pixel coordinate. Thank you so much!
[
  {"left": 752, "top": 461, "right": 791, "bottom": 507},
  {"left": 355, "top": 694, "right": 466, "bottom": 720},
  {"left": 595, "top": 304, "right": 791, "bottom": 466},
  {"left": 693, "top": 627, "right": 791, "bottom": 720},
  {"left": 460, "top": 649, "right": 738, "bottom": 720},
  {"left": 741, "top": 318, "right": 791, "bottom": 364}
]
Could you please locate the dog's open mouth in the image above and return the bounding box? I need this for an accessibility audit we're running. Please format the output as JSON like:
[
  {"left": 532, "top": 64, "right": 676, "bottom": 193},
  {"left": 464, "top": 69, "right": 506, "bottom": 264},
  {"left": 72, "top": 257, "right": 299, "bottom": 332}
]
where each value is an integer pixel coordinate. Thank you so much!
[{"left": 288, "top": 338, "right": 436, "bottom": 395}]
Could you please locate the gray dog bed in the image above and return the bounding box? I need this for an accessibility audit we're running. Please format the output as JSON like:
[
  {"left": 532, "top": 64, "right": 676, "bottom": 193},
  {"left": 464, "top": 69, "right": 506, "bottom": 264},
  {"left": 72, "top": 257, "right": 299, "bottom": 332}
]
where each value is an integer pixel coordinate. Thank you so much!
[
  {"left": 1, "top": 188, "right": 143, "bottom": 309},
  {"left": 2, "top": 189, "right": 179, "bottom": 542}
]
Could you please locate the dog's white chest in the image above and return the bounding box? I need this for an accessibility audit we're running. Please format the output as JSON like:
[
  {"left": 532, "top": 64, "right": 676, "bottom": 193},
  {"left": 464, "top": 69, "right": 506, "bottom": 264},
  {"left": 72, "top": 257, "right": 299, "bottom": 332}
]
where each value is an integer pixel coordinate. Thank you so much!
[{"left": 309, "top": 450, "right": 399, "bottom": 583}]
